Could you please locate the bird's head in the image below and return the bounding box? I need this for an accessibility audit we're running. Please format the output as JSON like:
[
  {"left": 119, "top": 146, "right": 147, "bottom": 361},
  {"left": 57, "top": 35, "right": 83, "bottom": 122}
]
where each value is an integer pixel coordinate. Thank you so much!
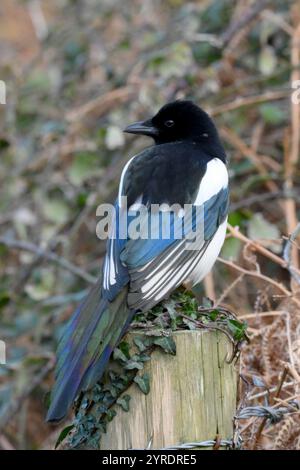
[{"left": 124, "top": 100, "right": 218, "bottom": 145}]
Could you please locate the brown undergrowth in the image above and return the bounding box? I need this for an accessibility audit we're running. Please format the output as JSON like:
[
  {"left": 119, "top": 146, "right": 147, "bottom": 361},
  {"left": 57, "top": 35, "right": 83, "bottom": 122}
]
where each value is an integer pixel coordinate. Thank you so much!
[{"left": 0, "top": 0, "right": 300, "bottom": 450}]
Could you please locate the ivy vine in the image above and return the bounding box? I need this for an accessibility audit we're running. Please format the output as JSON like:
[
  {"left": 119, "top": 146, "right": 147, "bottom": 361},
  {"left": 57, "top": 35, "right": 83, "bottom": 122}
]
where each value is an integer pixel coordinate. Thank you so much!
[{"left": 55, "top": 289, "right": 249, "bottom": 449}]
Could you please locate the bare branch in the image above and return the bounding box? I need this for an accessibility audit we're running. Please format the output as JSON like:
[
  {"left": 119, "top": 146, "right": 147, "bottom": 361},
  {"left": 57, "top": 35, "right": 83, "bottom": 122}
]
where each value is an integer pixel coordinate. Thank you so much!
[{"left": 0, "top": 237, "right": 97, "bottom": 284}]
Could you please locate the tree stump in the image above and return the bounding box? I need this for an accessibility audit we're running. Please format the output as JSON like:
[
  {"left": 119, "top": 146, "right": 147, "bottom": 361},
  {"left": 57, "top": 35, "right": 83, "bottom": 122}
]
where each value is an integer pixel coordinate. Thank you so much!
[{"left": 100, "top": 329, "right": 238, "bottom": 450}]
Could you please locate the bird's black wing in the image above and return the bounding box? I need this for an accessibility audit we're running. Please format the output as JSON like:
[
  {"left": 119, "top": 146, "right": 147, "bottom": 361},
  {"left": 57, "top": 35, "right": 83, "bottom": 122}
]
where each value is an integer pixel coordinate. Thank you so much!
[{"left": 116, "top": 142, "right": 229, "bottom": 311}]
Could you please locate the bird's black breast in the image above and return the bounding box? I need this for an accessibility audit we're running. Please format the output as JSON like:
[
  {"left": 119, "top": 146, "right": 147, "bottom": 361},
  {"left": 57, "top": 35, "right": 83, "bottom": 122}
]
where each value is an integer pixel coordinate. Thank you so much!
[{"left": 123, "top": 142, "right": 214, "bottom": 208}]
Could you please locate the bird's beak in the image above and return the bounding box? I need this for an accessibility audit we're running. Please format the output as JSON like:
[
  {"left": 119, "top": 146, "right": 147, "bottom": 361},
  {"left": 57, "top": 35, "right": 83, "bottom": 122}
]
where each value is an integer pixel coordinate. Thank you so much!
[{"left": 123, "top": 120, "right": 159, "bottom": 138}]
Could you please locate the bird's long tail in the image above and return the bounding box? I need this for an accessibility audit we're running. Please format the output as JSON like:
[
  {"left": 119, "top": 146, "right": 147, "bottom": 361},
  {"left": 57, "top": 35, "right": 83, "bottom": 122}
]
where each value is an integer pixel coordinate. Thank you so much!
[{"left": 46, "top": 281, "right": 132, "bottom": 422}]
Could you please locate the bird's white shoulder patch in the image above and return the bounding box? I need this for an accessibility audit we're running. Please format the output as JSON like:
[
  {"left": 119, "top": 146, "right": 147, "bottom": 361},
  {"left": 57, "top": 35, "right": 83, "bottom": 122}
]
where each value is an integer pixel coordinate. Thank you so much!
[{"left": 194, "top": 158, "right": 228, "bottom": 206}]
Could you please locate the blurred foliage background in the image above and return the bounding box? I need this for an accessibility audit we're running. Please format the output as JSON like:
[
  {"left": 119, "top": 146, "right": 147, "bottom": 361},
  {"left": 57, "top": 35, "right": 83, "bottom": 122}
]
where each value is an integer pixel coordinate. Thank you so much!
[{"left": 0, "top": 0, "right": 300, "bottom": 450}]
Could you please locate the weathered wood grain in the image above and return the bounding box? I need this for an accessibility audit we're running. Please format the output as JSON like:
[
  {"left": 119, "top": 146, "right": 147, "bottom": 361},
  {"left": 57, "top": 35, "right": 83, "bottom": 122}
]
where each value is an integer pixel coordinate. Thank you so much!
[{"left": 100, "top": 330, "right": 238, "bottom": 450}]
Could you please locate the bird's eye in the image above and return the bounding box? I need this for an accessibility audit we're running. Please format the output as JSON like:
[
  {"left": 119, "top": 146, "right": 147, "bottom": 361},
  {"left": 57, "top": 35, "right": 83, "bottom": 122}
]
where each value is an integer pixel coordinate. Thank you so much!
[{"left": 164, "top": 120, "right": 175, "bottom": 128}]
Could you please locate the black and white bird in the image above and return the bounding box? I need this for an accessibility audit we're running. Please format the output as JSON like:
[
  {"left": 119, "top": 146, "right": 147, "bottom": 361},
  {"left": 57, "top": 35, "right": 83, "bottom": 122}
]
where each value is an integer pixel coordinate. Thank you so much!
[{"left": 46, "top": 100, "right": 229, "bottom": 421}]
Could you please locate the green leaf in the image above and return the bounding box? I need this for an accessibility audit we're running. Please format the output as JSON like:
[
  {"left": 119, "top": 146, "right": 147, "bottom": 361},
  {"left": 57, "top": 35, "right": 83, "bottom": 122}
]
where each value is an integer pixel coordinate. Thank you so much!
[
  {"left": 259, "top": 104, "right": 286, "bottom": 125},
  {"left": 105, "top": 384, "right": 118, "bottom": 398},
  {"left": 116, "top": 394, "right": 131, "bottom": 412},
  {"left": 258, "top": 46, "right": 277, "bottom": 76},
  {"left": 182, "top": 318, "right": 196, "bottom": 330},
  {"left": 221, "top": 237, "right": 242, "bottom": 261},
  {"left": 42, "top": 198, "right": 70, "bottom": 225},
  {"left": 96, "top": 404, "right": 108, "bottom": 415},
  {"left": 201, "top": 0, "right": 232, "bottom": 33},
  {"left": 202, "top": 297, "right": 214, "bottom": 309},
  {"left": 124, "top": 360, "right": 144, "bottom": 370},
  {"left": 153, "top": 336, "right": 176, "bottom": 355},
  {"left": 68, "top": 153, "right": 103, "bottom": 186},
  {"left": 133, "top": 337, "right": 147, "bottom": 352},
  {"left": 208, "top": 309, "right": 219, "bottom": 321},
  {"left": 137, "top": 353, "right": 151, "bottom": 362},
  {"left": 148, "top": 42, "right": 192, "bottom": 79},
  {"left": 228, "top": 210, "right": 248, "bottom": 228},
  {"left": 227, "top": 319, "right": 247, "bottom": 341},
  {"left": 0, "top": 291, "right": 10, "bottom": 309},
  {"left": 247, "top": 213, "right": 281, "bottom": 253},
  {"left": 163, "top": 299, "right": 178, "bottom": 320},
  {"left": 192, "top": 43, "right": 221, "bottom": 66},
  {"left": 113, "top": 348, "right": 128, "bottom": 363},
  {"left": 118, "top": 341, "right": 131, "bottom": 359},
  {"left": 106, "top": 409, "right": 117, "bottom": 422},
  {"left": 55, "top": 425, "right": 74, "bottom": 449},
  {"left": 134, "top": 373, "right": 150, "bottom": 394}
]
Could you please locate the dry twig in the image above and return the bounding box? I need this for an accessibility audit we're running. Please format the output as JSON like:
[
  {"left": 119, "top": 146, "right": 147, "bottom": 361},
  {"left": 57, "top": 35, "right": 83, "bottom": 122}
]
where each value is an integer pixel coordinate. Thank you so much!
[{"left": 0, "top": 237, "right": 97, "bottom": 284}]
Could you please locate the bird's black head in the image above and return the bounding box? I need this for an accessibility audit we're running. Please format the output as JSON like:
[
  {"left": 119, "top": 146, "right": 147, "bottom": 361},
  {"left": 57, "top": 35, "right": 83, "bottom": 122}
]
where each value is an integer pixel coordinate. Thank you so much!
[{"left": 124, "top": 100, "right": 219, "bottom": 145}]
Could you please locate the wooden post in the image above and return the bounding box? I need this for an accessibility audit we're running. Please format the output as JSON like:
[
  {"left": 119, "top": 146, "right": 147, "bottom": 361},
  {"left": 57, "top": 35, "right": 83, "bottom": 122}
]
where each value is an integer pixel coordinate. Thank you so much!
[{"left": 100, "top": 329, "right": 238, "bottom": 450}]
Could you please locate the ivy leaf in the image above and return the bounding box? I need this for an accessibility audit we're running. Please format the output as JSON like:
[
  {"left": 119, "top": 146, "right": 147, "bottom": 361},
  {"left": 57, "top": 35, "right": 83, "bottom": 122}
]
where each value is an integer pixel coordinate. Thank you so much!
[
  {"left": 106, "top": 409, "right": 117, "bottom": 422},
  {"left": 163, "top": 299, "right": 177, "bottom": 320},
  {"left": 118, "top": 341, "right": 131, "bottom": 358},
  {"left": 105, "top": 384, "right": 118, "bottom": 398},
  {"left": 113, "top": 348, "right": 128, "bottom": 363},
  {"left": 133, "top": 336, "right": 147, "bottom": 352},
  {"left": 97, "top": 422, "right": 107, "bottom": 434},
  {"left": 208, "top": 309, "right": 219, "bottom": 321},
  {"left": 116, "top": 394, "right": 131, "bottom": 412},
  {"left": 138, "top": 353, "right": 151, "bottom": 362},
  {"left": 134, "top": 373, "right": 150, "bottom": 394},
  {"left": 96, "top": 404, "right": 108, "bottom": 415},
  {"left": 153, "top": 336, "right": 176, "bottom": 355},
  {"left": 124, "top": 360, "right": 144, "bottom": 370},
  {"left": 55, "top": 425, "right": 74, "bottom": 449},
  {"left": 89, "top": 435, "right": 101, "bottom": 449},
  {"left": 182, "top": 318, "right": 196, "bottom": 330},
  {"left": 227, "top": 319, "right": 247, "bottom": 341}
]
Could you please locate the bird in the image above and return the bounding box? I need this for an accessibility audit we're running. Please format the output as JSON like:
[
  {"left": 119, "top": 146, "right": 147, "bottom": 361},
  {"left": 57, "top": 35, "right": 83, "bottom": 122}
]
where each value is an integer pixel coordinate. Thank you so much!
[{"left": 46, "top": 100, "right": 229, "bottom": 422}]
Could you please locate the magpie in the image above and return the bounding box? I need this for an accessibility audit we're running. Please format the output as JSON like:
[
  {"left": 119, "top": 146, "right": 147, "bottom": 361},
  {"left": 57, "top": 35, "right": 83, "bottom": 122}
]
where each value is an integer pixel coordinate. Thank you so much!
[{"left": 46, "top": 100, "right": 229, "bottom": 421}]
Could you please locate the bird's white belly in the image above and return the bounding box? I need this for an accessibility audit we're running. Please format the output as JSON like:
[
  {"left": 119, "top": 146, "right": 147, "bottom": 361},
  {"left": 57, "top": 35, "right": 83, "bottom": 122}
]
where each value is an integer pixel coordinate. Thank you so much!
[{"left": 185, "top": 218, "right": 227, "bottom": 286}]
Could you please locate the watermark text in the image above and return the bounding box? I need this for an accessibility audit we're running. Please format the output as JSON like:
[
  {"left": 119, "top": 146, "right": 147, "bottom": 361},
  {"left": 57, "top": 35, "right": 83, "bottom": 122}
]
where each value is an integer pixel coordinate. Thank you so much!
[
  {"left": 0, "top": 340, "right": 6, "bottom": 365},
  {"left": 96, "top": 197, "right": 205, "bottom": 250},
  {"left": 0, "top": 80, "right": 6, "bottom": 105},
  {"left": 292, "top": 80, "right": 300, "bottom": 105}
]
